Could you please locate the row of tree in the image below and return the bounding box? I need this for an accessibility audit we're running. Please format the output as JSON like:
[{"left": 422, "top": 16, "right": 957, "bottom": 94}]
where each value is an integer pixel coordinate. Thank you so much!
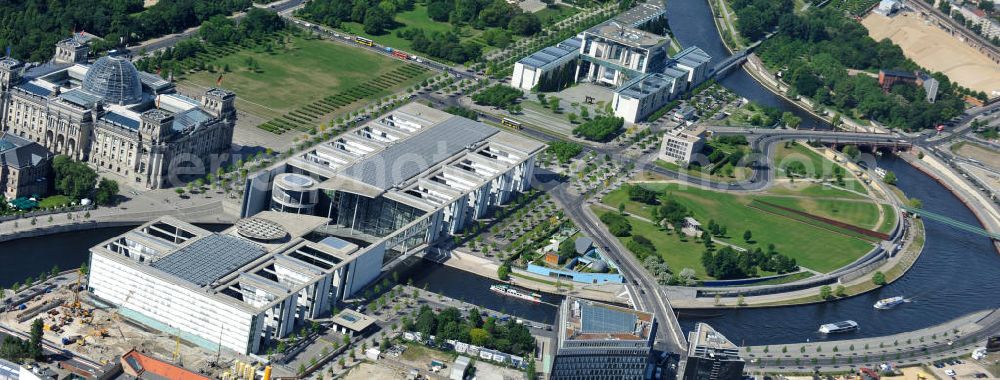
[
  {"left": 134, "top": 8, "right": 286, "bottom": 75},
  {"left": 572, "top": 116, "right": 624, "bottom": 142},
  {"left": 405, "top": 305, "right": 535, "bottom": 356},
  {"left": 0, "top": 0, "right": 253, "bottom": 62},
  {"left": 701, "top": 244, "right": 798, "bottom": 280}
]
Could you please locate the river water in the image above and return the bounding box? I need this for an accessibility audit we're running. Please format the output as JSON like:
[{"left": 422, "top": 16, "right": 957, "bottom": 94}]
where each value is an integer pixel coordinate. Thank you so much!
[
  {"left": 665, "top": 0, "right": 830, "bottom": 130},
  {"left": 663, "top": 0, "right": 1000, "bottom": 345}
]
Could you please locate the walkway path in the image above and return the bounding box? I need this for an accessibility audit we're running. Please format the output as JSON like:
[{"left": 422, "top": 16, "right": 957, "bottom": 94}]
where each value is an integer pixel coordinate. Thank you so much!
[
  {"left": 0, "top": 188, "right": 239, "bottom": 242},
  {"left": 743, "top": 308, "right": 1000, "bottom": 373}
]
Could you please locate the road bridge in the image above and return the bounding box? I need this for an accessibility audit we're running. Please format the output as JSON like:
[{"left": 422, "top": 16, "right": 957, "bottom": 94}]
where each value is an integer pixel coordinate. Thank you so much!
[{"left": 707, "top": 127, "right": 914, "bottom": 150}]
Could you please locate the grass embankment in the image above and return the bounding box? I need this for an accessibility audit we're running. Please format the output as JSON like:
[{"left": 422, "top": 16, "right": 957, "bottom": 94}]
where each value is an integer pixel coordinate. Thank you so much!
[
  {"left": 184, "top": 35, "right": 430, "bottom": 133},
  {"left": 600, "top": 182, "right": 885, "bottom": 277},
  {"left": 754, "top": 218, "right": 923, "bottom": 307},
  {"left": 772, "top": 142, "right": 869, "bottom": 195},
  {"left": 655, "top": 160, "right": 752, "bottom": 183}
]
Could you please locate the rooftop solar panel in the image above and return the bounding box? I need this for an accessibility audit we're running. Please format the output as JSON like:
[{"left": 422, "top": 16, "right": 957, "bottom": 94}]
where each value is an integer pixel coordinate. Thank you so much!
[
  {"left": 151, "top": 234, "right": 266, "bottom": 287},
  {"left": 340, "top": 116, "right": 498, "bottom": 191},
  {"left": 102, "top": 111, "right": 141, "bottom": 130},
  {"left": 17, "top": 82, "right": 53, "bottom": 97},
  {"left": 580, "top": 302, "right": 637, "bottom": 333}
]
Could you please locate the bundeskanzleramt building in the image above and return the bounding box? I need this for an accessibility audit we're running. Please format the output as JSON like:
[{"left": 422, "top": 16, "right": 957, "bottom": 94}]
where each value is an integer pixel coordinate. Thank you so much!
[
  {"left": 88, "top": 212, "right": 387, "bottom": 355},
  {"left": 0, "top": 39, "right": 236, "bottom": 189},
  {"left": 681, "top": 323, "right": 745, "bottom": 380},
  {"left": 510, "top": 2, "right": 713, "bottom": 123},
  {"left": 0, "top": 132, "right": 51, "bottom": 199},
  {"left": 550, "top": 297, "right": 657, "bottom": 380}
]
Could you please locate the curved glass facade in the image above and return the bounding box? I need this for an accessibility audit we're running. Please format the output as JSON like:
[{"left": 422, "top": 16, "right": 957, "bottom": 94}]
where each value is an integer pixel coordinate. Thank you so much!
[{"left": 81, "top": 56, "right": 143, "bottom": 105}]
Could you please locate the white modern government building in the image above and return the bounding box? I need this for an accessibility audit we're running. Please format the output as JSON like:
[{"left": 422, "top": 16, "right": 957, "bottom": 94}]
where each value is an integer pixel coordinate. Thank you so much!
[
  {"left": 510, "top": 2, "right": 712, "bottom": 123},
  {"left": 88, "top": 103, "right": 544, "bottom": 355}
]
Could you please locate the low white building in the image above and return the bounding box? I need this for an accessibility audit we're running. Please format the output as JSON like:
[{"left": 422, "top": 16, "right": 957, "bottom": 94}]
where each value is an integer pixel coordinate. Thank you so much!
[
  {"left": 658, "top": 125, "right": 707, "bottom": 164},
  {"left": 88, "top": 212, "right": 386, "bottom": 355}
]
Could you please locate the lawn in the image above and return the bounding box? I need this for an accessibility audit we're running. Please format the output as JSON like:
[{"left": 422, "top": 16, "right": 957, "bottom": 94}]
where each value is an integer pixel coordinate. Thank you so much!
[
  {"left": 590, "top": 205, "right": 710, "bottom": 277},
  {"left": 772, "top": 142, "right": 869, "bottom": 194},
  {"left": 534, "top": 4, "right": 580, "bottom": 26},
  {"left": 183, "top": 35, "right": 417, "bottom": 116},
  {"left": 752, "top": 196, "right": 882, "bottom": 230},
  {"left": 655, "top": 159, "right": 752, "bottom": 182},
  {"left": 38, "top": 195, "right": 73, "bottom": 209},
  {"left": 602, "top": 182, "right": 878, "bottom": 273}
]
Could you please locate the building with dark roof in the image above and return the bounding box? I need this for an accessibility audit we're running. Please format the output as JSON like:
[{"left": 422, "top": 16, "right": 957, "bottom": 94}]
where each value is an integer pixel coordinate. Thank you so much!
[
  {"left": 550, "top": 297, "right": 657, "bottom": 380},
  {"left": 0, "top": 40, "right": 235, "bottom": 189},
  {"left": 681, "top": 323, "right": 745, "bottom": 380},
  {"left": 0, "top": 132, "right": 51, "bottom": 199}
]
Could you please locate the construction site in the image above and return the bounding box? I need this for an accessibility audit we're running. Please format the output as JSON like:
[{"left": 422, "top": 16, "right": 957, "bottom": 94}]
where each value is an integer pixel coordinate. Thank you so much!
[{"left": 0, "top": 269, "right": 268, "bottom": 379}]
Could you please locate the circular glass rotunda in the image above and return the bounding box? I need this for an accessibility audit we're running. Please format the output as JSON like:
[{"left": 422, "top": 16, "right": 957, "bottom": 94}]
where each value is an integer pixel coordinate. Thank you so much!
[{"left": 81, "top": 55, "right": 144, "bottom": 105}]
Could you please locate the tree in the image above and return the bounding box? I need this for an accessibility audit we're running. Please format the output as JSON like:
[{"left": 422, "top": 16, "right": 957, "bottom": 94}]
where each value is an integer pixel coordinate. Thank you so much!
[
  {"left": 29, "top": 319, "right": 43, "bottom": 359},
  {"left": 52, "top": 155, "right": 98, "bottom": 199},
  {"left": 497, "top": 261, "right": 511, "bottom": 281},
  {"left": 525, "top": 356, "right": 538, "bottom": 380},
  {"left": 362, "top": 8, "right": 391, "bottom": 35},
  {"left": 819, "top": 285, "right": 832, "bottom": 300},
  {"left": 743, "top": 230, "right": 753, "bottom": 243},
  {"left": 508, "top": 13, "right": 541, "bottom": 36},
  {"left": 883, "top": 171, "right": 897, "bottom": 185},
  {"left": 94, "top": 179, "right": 120, "bottom": 206},
  {"left": 469, "top": 328, "right": 492, "bottom": 346},
  {"left": 835, "top": 285, "right": 846, "bottom": 297},
  {"left": 872, "top": 271, "right": 886, "bottom": 286},
  {"left": 618, "top": 202, "right": 626, "bottom": 215}
]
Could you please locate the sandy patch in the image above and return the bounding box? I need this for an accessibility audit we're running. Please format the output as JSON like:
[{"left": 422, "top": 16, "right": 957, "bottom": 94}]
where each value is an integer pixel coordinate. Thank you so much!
[
  {"left": 343, "top": 362, "right": 407, "bottom": 380},
  {"left": 862, "top": 11, "right": 1000, "bottom": 96}
]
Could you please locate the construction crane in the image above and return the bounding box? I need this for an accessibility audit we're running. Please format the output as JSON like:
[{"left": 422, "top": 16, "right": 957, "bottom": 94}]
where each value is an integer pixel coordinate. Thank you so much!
[{"left": 69, "top": 268, "right": 85, "bottom": 316}]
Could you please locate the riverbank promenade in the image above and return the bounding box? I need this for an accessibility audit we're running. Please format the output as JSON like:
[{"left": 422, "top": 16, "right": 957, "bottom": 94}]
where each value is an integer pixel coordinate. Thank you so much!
[
  {"left": 0, "top": 188, "right": 240, "bottom": 242},
  {"left": 742, "top": 308, "right": 1000, "bottom": 373}
]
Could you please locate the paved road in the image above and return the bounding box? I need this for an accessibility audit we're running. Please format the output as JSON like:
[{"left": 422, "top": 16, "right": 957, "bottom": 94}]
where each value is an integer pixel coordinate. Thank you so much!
[{"left": 542, "top": 168, "right": 687, "bottom": 355}]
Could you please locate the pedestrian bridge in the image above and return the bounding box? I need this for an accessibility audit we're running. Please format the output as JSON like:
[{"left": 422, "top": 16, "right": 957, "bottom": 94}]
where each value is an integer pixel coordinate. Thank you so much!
[
  {"left": 706, "top": 127, "right": 914, "bottom": 150},
  {"left": 901, "top": 206, "right": 1000, "bottom": 240}
]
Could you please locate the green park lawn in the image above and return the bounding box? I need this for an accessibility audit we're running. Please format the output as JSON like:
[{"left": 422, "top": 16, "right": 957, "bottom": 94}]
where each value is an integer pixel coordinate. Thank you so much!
[
  {"left": 602, "top": 182, "right": 881, "bottom": 275},
  {"left": 38, "top": 195, "right": 73, "bottom": 209},
  {"left": 534, "top": 4, "right": 580, "bottom": 26},
  {"left": 751, "top": 196, "right": 883, "bottom": 230},
  {"left": 590, "top": 205, "right": 711, "bottom": 278},
  {"left": 183, "top": 35, "right": 419, "bottom": 117},
  {"left": 772, "top": 142, "right": 869, "bottom": 194},
  {"left": 655, "top": 159, "right": 752, "bottom": 182}
]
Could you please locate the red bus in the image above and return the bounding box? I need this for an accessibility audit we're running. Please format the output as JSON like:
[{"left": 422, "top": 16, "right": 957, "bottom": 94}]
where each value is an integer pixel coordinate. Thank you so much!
[{"left": 392, "top": 50, "right": 409, "bottom": 60}]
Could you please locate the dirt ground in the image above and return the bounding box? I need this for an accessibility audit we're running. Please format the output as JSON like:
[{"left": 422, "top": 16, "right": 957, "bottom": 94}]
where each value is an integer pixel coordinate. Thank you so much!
[
  {"left": 954, "top": 142, "right": 1000, "bottom": 169},
  {"left": 862, "top": 11, "right": 1000, "bottom": 96},
  {"left": 343, "top": 362, "right": 408, "bottom": 380}
]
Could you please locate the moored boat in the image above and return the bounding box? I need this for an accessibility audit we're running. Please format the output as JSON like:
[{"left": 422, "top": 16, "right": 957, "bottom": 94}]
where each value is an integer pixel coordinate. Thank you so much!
[{"left": 819, "top": 320, "right": 859, "bottom": 334}]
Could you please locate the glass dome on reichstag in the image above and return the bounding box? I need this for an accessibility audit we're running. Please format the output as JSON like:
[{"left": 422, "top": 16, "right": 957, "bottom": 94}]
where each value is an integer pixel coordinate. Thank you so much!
[{"left": 81, "top": 55, "right": 143, "bottom": 105}]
